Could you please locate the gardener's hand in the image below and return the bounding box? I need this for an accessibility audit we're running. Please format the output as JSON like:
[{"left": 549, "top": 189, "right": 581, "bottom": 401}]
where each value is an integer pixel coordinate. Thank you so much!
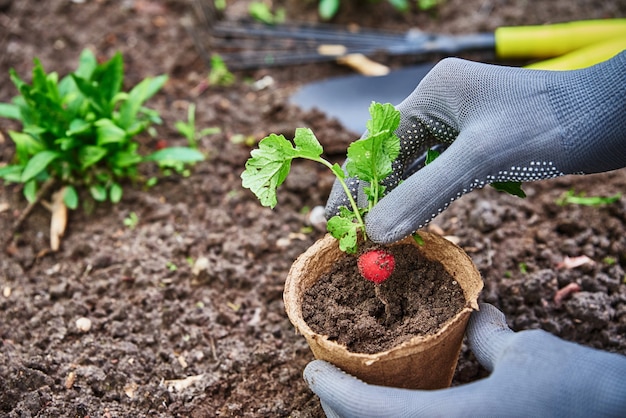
[
  {"left": 326, "top": 52, "right": 626, "bottom": 243},
  {"left": 304, "top": 303, "right": 626, "bottom": 418}
]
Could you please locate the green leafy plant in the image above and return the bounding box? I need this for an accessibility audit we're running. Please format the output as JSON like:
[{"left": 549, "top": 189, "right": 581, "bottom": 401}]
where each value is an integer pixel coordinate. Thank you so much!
[
  {"left": 556, "top": 190, "right": 622, "bottom": 207},
  {"left": 123, "top": 211, "right": 139, "bottom": 229},
  {"left": 416, "top": 0, "right": 441, "bottom": 11},
  {"left": 208, "top": 54, "right": 234, "bottom": 87},
  {"left": 242, "top": 102, "right": 400, "bottom": 256},
  {"left": 0, "top": 49, "right": 204, "bottom": 208},
  {"left": 318, "top": 0, "right": 438, "bottom": 20},
  {"left": 249, "top": 2, "right": 285, "bottom": 24},
  {"left": 175, "top": 103, "right": 221, "bottom": 150}
]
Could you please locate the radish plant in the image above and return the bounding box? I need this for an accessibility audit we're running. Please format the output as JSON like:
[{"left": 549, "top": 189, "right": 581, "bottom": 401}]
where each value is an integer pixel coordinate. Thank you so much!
[{"left": 242, "top": 101, "right": 401, "bottom": 282}]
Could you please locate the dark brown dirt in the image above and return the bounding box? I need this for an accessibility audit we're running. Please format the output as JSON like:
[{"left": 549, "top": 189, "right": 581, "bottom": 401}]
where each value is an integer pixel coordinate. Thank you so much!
[
  {"left": 303, "top": 244, "right": 465, "bottom": 354},
  {"left": 1, "top": 1, "right": 625, "bottom": 417}
]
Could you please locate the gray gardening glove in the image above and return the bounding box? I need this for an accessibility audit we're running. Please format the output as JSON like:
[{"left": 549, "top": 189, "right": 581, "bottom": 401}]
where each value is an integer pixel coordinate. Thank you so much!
[
  {"left": 304, "top": 303, "right": 626, "bottom": 418},
  {"left": 326, "top": 52, "right": 626, "bottom": 243}
]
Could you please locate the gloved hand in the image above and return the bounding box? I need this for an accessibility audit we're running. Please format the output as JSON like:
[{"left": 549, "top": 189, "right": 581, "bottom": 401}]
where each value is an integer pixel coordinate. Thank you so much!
[
  {"left": 326, "top": 52, "right": 626, "bottom": 244},
  {"left": 304, "top": 303, "right": 626, "bottom": 418}
]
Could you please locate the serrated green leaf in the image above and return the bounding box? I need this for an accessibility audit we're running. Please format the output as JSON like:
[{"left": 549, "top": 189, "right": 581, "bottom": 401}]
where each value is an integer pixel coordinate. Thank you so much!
[
  {"left": 327, "top": 207, "right": 360, "bottom": 254},
  {"left": 21, "top": 150, "right": 60, "bottom": 182},
  {"left": 241, "top": 134, "right": 295, "bottom": 208},
  {"left": 345, "top": 103, "right": 400, "bottom": 200},
  {"left": 365, "top": 102, "right": 401, "bottom": 139},
  {"left": 293, "top": 127, "right": 324, "bottom": 159},
  {"left": 63, "top": 186, "right": 79, "bottom": 210}
]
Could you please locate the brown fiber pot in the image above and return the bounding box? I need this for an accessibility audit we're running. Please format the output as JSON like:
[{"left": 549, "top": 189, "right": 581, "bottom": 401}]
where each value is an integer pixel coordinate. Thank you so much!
[{"left": 284, "top": 231, "right": 483, "bottom": 390}]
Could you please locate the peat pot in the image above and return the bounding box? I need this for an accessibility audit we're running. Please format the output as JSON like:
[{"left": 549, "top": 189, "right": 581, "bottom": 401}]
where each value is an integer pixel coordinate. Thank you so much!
[{"left": 284, "top": 231, "right": 483, "bottom": 390}]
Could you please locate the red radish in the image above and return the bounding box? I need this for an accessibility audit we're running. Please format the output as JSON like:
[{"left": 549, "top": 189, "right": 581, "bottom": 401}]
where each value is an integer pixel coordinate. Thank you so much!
[{"left": 358, "top": 249, "right": 395, "bottom": 284}]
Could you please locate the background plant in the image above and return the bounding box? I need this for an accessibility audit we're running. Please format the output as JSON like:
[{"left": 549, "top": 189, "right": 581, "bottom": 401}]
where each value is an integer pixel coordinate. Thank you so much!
[
  {"left": 0, "top": 49, "right": 204, "bottom": 209},
  {"left": 318, "top": 0, "right": 442, "bottom": 20}
]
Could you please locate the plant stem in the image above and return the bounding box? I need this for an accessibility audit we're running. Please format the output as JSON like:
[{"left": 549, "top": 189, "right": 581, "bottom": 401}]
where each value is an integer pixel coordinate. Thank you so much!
[{"left": 311, "top": 157, "right": 367, "bottom": 241}]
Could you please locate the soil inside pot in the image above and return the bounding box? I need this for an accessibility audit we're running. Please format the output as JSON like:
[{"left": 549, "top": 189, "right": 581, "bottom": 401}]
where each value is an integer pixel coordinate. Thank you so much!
[{"left": 302, "top": 243, "right": 466, "bottom": 354}]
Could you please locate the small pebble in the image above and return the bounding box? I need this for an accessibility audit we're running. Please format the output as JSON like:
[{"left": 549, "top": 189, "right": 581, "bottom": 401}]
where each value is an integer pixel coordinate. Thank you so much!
[{"left": 76, "top": 317, "right": 92, "bottom": 333}]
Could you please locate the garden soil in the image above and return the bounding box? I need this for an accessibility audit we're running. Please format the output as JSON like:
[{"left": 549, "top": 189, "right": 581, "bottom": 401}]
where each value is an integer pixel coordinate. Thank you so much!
[
  {"left": 303, "top": 243, "right": 466, "bottom": 354},
  {"left": 1, "top": 1, "right": 625, "bottom": 416}
]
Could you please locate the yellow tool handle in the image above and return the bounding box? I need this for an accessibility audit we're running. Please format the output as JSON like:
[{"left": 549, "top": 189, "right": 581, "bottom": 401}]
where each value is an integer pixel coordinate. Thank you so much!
[
  {"left": 495, "top": 19, "right": 626, "bottom": 60},
  {"left": 524, "top": 37, "right": 626, "bottom": 70}
]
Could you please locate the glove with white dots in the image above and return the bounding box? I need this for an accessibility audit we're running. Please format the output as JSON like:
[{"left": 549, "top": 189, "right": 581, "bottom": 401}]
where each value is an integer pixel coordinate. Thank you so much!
[{"left": 326, "top": 52, "right": 626, "bottom": 244}]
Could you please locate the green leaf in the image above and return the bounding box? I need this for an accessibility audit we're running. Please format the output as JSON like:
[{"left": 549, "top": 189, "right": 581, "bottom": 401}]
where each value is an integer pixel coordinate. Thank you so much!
[
  {"left": 144, "top": 147, "right": 205, "bottom": 163},
  {"left": 116, "top": 75, "right": 167, "bottom": 130},
  {"left": 9, "top": 131, "right": 45, "bottom": 162},
  {"left": 345, "top": 103, "right": 400, "bottom": 200},
  {"left": 327, "top": 207, "right": 361, "bottom": 254},
  {"left": 109, "top": 182, "right": 123, "bottom": 203},
  {"left": 111, "top": 151, "right": 143, "bottom": 168},
  {"left": 0, "top": 165, "right": 23, "bottom": 182},
  {"left": 90, "top": 184, "right": 107, "bottom": 202},
  {"left": 0, "top": 103, "right": 20, "bottom": 119},
  {"left": 388, "top": 0, "right": 409, "bottom": 11},
  {"left": 24, "top": 180, "right": 37, "bottom": 203},
  {"left": 74, "top": 49, "right": 98, "bottom": 79},
  {"left": 425, "top": 148, "right": 440, "bottom": 165},
  {"left": 331, "top": 163, "right": 345, "bottom": 180},
  {"left": 412, "top": 232, "right": 425, "bottom": 246},
  {"left": 71, "top": 74, "right": 103, "bottom": 115},
  {"left": 293, "top": 127, "right": 324, "bottom": 159},
  {"left": 175, "top": 120, "right": 194, "bottom": 141},
  {"left": 318, "top": 0, "right": 340, "bottom": 20},
  {"left": 95, "top": 119, "right": 127, "bottom": 145},
  {"left": 66, "top": 118, "right": 92, "bottom": 136},
  {"left": 240, "top": 133, "right": 311, "bottom": 208},
  {"left": 556, "top": 190, "right": 621, "bottom": 207},
  {"left": 79, "top": 145, "right": 108, "bottom": 169},
  {"left": 491, "top": 181, "right": 526, "bottom": 198},
  {"left": 366, "top": 102, "right": 401, "bottom": 140},
  {"left": 64, "top": 186, "right": 79, "bottom": 210},
  {"left": 91, "top": 51, "right": 123, "bottom": 107},
  {"left": 21, "top": 150, "right": 60, "bottom": 182},
  {"left": 199, "top": 127, "right": 221, "bottom": 137}
]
